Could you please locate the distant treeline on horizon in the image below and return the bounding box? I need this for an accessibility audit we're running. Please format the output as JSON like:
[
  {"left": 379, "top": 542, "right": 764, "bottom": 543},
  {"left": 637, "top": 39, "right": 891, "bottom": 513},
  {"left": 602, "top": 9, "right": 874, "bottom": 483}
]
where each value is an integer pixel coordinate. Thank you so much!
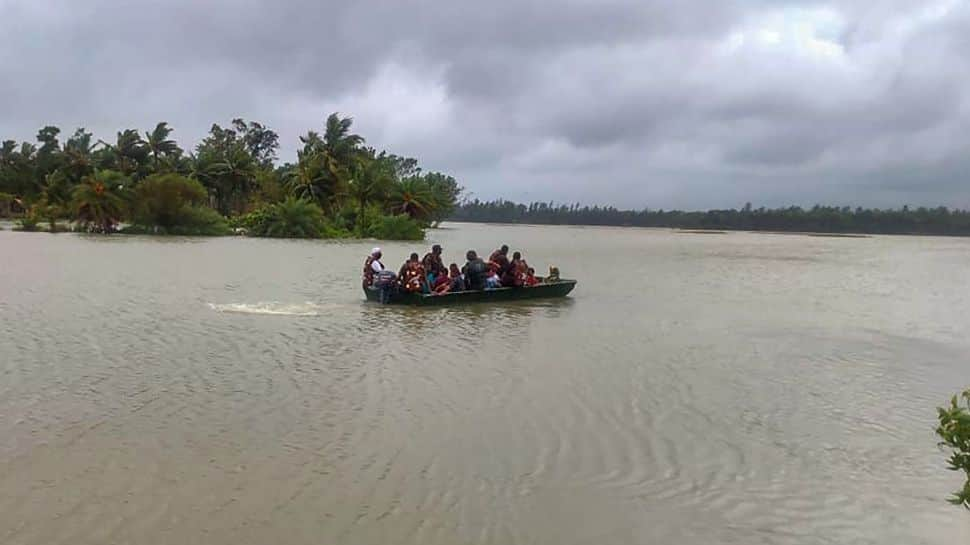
[{"left": 450, "top": 199, "right": 970, "bottom": 236}]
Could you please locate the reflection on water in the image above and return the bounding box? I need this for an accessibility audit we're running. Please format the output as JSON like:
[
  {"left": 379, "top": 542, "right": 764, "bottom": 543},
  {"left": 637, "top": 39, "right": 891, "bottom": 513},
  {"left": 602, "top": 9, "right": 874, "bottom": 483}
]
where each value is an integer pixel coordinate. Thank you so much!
[{"left": 0, "top": 224, "right": 968, "bottom": 545}]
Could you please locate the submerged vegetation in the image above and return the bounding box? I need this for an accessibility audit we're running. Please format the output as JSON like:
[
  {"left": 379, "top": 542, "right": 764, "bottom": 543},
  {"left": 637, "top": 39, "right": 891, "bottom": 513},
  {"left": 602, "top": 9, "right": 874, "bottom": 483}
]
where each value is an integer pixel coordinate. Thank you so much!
[
  {"left": 0, "top": 115, "right": 461, "bottom": 239},
  {"left": 453, "top": 200, "right": 970, "bottom": 236},
  {"left": 937, "top": 389, "right": 970, "bottom": 510}
]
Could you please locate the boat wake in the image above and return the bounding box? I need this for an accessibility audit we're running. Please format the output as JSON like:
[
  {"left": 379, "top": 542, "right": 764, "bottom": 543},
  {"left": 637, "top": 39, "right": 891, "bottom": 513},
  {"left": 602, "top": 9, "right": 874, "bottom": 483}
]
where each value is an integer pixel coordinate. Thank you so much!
[{"left": 207, "top": 301, "right": 324, "bottom": 316}]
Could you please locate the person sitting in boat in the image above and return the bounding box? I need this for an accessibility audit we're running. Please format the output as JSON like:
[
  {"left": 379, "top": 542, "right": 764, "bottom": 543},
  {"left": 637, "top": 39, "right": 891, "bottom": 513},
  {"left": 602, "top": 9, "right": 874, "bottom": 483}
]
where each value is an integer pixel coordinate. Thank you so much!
[
  {"left": 462, "top": 250, "right": 488, "bottom": 291},
  {"left": 524, "top": 267, "right": 540, "bottom": 286},
  {"left": 398, "top": 253, "right": 418, "bottom": 283},
  {"left": 422, "top": 244, "right": 446, "bottom": 286},
  {"left": 448, "top": 263, "right": 466, "bottom": 292},
  {"left": 362, "top": 247, "right": 384, "bottom": 288},
  {"left": 401, "top": 256, "right": 428, "bottom": 293},
  {"left": 484, "top": 268, "right": 502, "bottom": 290},
  {"left": 431, "top": 264, "right": 457, "bottom": 295},
  {"left": 431, "top": 270, "right": 451, "bottom": 293}
]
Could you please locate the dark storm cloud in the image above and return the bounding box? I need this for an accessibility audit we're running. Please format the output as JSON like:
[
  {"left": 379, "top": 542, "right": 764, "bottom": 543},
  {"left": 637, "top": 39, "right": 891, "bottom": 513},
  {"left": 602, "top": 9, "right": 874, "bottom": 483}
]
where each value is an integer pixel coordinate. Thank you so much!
[{"left": 2, "top": 0, "right": 969, "bottom": 208}]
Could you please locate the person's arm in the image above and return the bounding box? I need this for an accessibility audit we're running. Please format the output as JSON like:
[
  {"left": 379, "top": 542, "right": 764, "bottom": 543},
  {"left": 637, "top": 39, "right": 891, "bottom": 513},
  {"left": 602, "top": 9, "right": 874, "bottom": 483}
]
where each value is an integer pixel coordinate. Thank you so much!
[{"left": 372, "top": 260, "right": 383, "bottom": 273}]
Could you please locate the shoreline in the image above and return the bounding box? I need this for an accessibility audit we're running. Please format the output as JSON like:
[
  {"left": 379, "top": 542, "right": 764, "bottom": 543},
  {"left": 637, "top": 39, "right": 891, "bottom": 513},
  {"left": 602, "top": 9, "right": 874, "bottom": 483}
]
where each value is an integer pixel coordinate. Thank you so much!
[{"left": 445, "top": 219, "right": 966, "bottom": 239}]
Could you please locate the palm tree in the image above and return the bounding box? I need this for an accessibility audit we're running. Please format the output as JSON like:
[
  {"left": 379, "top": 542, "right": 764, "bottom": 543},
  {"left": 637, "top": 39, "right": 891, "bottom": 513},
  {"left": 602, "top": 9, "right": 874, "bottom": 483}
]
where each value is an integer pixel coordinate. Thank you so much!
[
  {"left": 197, "top": 142, "right": 257, "bottom": 215},
  {"left": 389, "top": 177, "right": 435, "bottom": 222},
  {"left": 298, "top": 130, "right": 323, "bottom": 156},
  {"left": 72, "top": 171, "right": 127, "bottom": 233},
  {"left": 323, "top": 113, "right": 364, "bottom": 164},
  {"left": 349, "top": 151, "right": 394, "bottom": 218},
  {"left": 62, "top": 128, "right": 95, "bottom": 183},
  {"left": 40, "top": 170, "right": 73, "bottom": 208},
  {"left": 284, "top": 150, "right": 343, "bottom": 212},
  {"left": 145, "top": 122, "right": 180, "bottom": 171},
  {"left": 259, "top": 197, "right": 326, "bottom": 238}
]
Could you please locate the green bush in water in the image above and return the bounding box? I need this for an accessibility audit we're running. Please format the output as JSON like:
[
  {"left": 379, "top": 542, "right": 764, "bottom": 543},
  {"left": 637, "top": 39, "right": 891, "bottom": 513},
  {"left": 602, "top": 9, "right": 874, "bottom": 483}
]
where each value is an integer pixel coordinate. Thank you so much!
[
  {"left": 15, "top": 214, "right": 40, "bottom": 232},
  {"left": 126, "top": 174, "right": 229, "bottom": 235},
  {"left": 365, "top": 213, "right": 425, "bottom": 241},
  {"left": 347, "top": 203, "right": 423, "bottom": 240},
  {"left": 238, "top": 197, "right": 349, "bottom": 239},
  {"left": 938, "top": 388, "right": 970, "bottom": 510},
  {"left": 122, "top": 205, "right": 229, "bottom": 236}
]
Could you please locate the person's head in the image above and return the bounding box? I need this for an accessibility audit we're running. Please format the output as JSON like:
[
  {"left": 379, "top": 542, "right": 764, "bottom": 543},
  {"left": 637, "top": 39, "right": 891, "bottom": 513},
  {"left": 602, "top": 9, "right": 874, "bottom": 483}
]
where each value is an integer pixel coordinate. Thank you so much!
[
  {"left": 466, "top": 250, "right": 477, "bottom": 261},
  {"left": 371, "top": 247, "right": 382, "bottom": 259},
  {"left": 512, "top": 251, "right": 521, "bottom": 261},
  {"left": 410, "top": 252, "right": 419, "bottom": 262},
  {"left": 500, "top": 244, "right": 509, "bottom": 255},
  {"left": 449, "top": 263, "right": 460, "bottom": 276},
  {"left": 432, "top": 244, "right": 442, "bottom": 255},
  {"left": 527, "top": 267, "right": 535, "bottom": 275}
]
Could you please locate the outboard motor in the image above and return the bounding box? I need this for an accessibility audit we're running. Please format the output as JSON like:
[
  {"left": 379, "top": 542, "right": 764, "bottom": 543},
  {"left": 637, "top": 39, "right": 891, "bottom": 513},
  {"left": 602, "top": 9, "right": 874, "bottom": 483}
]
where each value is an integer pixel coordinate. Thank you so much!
[{"left": 374, "top": 270, "right": 398, "bottom": 304}]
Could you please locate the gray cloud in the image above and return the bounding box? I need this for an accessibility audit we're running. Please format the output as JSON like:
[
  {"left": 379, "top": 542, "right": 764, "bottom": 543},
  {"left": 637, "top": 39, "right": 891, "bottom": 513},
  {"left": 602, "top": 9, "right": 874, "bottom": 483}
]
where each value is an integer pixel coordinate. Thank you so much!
[{"left": 1, "top": 0, "right": 969, "bottom": 209}]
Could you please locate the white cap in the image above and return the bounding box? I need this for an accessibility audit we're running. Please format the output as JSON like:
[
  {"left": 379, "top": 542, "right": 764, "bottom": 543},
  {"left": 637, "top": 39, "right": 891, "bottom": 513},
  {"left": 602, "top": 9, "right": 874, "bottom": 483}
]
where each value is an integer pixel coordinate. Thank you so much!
[{"left": 371, "top": 247, "right": 382, "bottom": 255}]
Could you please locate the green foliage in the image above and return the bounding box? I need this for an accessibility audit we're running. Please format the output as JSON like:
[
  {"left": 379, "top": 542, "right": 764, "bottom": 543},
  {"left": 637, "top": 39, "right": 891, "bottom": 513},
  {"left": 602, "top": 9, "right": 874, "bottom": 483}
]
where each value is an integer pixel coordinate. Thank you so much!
[
  {"left": 937, "top": 389, "right": 970, "bottom": 510},
  {"left": 145, "top": 122, "right": 181, "bottom": 171},
  {"left": 71, "top": 171, "right": 128, "bottom": 233},
  {"left": 62, "top": 128, "right": 95, "bottom": 183},
  {"left": 1, "top": 113, "right": 460, "bottom": 239},
  {"left": 0, "top": 191, "right": 14, "bottom": 217},
  {"left": 41, "top": 170, "right": 74, "bottom": 209},
  {"left": 128, "top": 173, "right": 226, "bottom": 235},
  {"left": 0, "top": 141, "right": 38, "bottom": 198},
  {"left": 133, "top": 174, "right": 207, "bottom": 227},
  {"left": 16, "top": 213, "right": 40, "bottom": 231},
  {"left": 389, "top": 176, "right": 435, "bottom": 224},
  {"left": 423, "top": 172, "right": 461, "bottom": 226},
  {"left": 349, "top": 148, "right": 395, "bottom": 217},
  {"left": 194, "top": 124, "right": 258, "bottom": 215},
  {"left": 252, "top": 168, "right": 286, "bottom": 206},
  {"left": 361, "top": 212, "right": 425, "bottom": 241},
  {"left": 122, "top": 205, "right": 228, "bottom": 236},
  {"left": 231, "top": 118, "right": 279, "bottom": 167},
  {"left": 94, "top": 129, "right": 149, "bottom": 178},
  {"left": 453, "top": 200, "right": 970, "bottom": 236},
  {"left": 285, "top": 149, "right": 341, "bottom": 210},
  {"left": 237, "top": 197, "right": 347, "bottom": 238}
]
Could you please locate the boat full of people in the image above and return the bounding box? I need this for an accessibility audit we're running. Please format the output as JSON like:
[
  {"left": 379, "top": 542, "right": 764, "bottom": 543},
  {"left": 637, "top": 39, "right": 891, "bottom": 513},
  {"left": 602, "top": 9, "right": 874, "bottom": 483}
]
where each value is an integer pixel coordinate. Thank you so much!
[{"left": 362, "top": 244, "right": 576, "bottom": 305}]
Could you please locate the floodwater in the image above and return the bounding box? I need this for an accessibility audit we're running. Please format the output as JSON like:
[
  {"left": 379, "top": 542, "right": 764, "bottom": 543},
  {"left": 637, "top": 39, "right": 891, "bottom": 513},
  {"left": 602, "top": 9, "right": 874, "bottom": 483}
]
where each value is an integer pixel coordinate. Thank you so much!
[{"left": 1, "top": 222, "right": 968, "bottom": 544}]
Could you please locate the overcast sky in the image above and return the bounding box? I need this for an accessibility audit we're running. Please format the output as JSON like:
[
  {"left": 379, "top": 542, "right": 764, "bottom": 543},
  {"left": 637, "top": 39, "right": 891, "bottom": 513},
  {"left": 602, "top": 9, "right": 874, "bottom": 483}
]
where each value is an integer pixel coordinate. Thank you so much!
[{"left": 1, "top": 0, "right": 969, "bottom": 209}]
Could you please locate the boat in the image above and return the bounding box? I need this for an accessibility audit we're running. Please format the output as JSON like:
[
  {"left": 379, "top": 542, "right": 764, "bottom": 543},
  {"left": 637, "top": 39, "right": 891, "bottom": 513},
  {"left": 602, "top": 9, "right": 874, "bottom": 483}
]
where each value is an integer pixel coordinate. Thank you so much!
[{"left": 363, "top": 279, "right": 577, "bottom": 306}]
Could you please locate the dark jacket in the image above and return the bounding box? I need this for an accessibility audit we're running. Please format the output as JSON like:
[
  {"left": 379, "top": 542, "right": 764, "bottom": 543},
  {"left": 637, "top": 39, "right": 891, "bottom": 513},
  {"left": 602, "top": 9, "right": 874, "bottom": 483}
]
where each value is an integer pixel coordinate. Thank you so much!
[{"left": 462, "top": 258, "right": 487, "bottom": 290}]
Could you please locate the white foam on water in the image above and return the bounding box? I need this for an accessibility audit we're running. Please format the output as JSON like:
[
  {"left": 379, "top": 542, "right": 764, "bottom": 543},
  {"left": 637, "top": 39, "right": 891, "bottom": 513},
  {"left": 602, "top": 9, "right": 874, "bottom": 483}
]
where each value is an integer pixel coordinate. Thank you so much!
[{"left": 207, "top": 301, "right": 324, "bottom": 316}]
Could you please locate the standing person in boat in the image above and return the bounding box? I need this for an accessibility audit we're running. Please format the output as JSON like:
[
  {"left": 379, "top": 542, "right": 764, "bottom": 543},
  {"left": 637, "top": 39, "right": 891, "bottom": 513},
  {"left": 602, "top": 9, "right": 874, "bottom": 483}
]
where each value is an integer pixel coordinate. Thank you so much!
[
  {"left": 362, "top": 248, "right": 384, "bottom": 288},
  {"left": 489, "top": 245, "right": 509, "bottom": 263},
  {"left": 422, "top": 244, "right": 446, "bottom": 287},
  {"left": 502, "top": 251, "right": 524, "bottom": 287},
  {"left": 489, "top": 245, "right": 510, "bottom": 275},
  {"left": 462, "top": 250, "right": 488, "bottom": 291}
]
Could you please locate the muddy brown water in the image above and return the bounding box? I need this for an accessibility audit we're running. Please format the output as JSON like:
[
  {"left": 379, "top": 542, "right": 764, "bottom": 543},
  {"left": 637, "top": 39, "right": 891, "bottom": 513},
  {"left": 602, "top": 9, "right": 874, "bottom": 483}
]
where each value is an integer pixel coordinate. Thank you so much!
[{"left": 1, "top": 223, "right": 968, "bottom": 544}]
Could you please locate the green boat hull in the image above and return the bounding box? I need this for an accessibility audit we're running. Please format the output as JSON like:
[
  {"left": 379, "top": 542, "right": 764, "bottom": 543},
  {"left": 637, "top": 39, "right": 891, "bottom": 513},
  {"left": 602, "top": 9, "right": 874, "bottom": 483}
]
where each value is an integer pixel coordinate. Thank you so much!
[{"left": 364, "top": 279, "right": 577, "bottom": 306}]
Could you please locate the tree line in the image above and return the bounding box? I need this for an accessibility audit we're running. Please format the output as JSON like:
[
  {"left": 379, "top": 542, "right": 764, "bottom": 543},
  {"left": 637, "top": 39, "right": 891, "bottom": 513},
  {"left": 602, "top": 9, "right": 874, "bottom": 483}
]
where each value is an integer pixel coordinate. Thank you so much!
[
  {"left": 451, "top": 200, "right": 970, "bottom": 236},
  {"left": 0, "top": 114, "right": 461, "bottom": 239}
]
